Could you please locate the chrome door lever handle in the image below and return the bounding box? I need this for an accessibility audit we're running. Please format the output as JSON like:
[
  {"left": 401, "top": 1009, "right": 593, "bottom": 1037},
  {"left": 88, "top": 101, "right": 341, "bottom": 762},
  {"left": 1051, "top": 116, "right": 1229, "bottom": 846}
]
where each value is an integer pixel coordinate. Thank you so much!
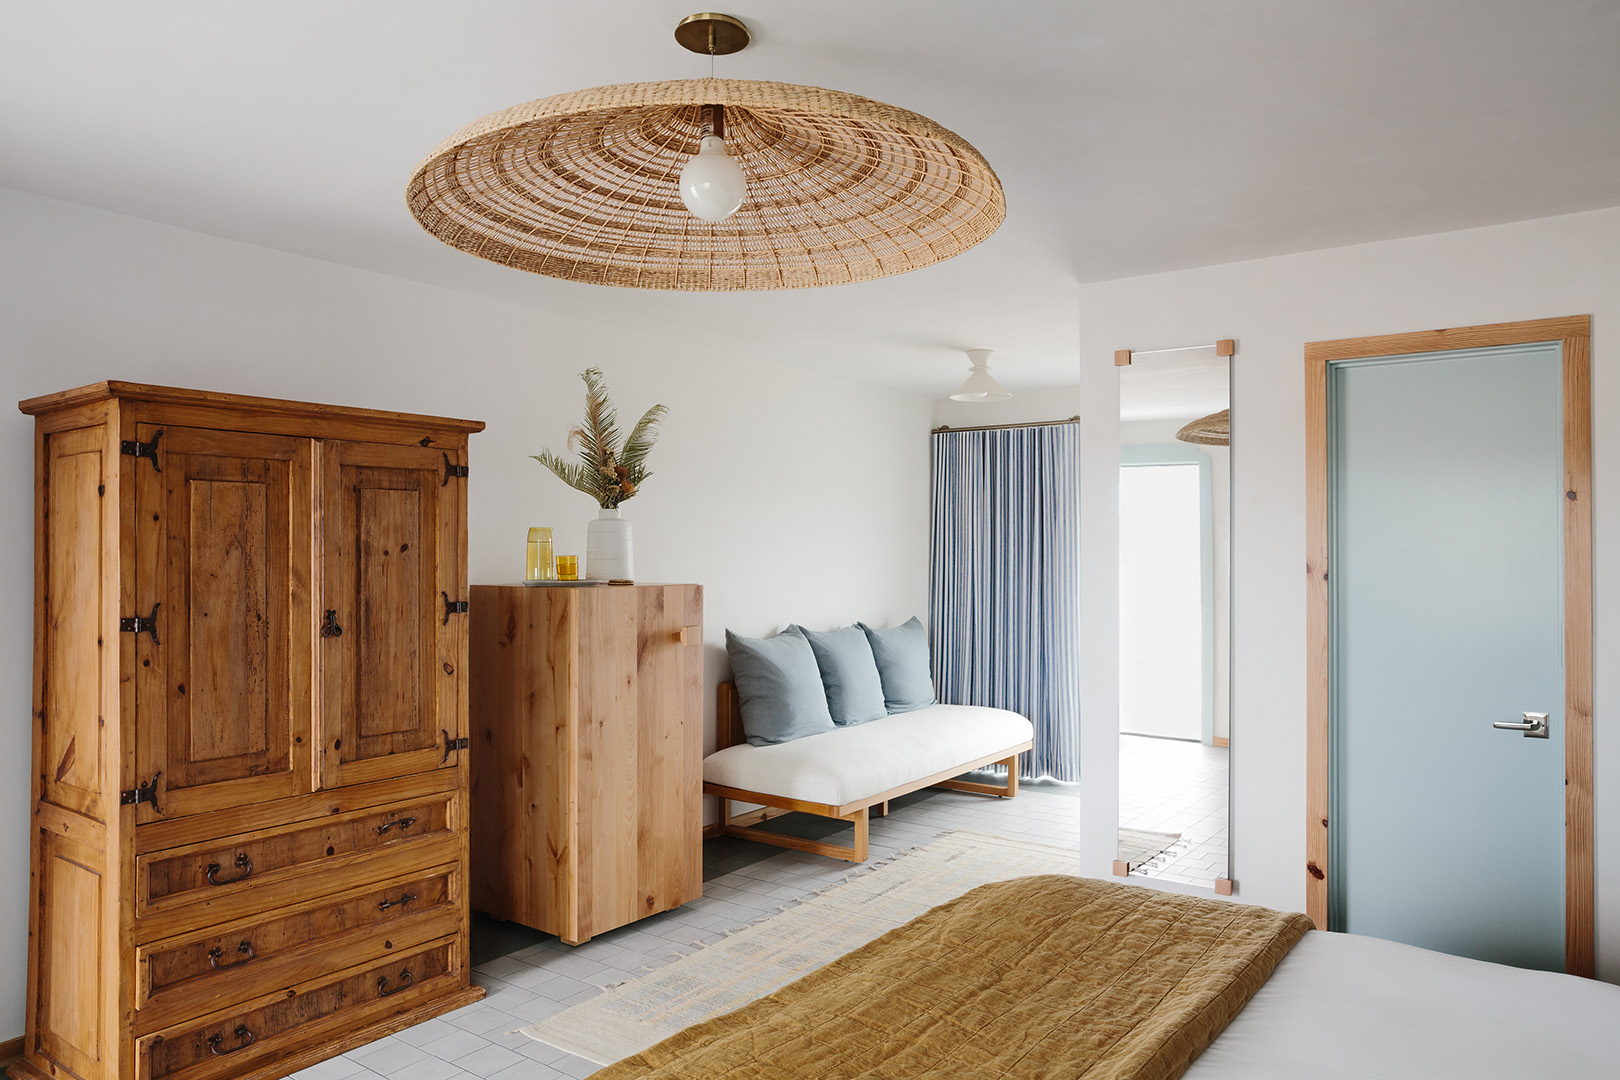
[{"left": 1492, "top": 712, "right": 1549, "bottom": 739}]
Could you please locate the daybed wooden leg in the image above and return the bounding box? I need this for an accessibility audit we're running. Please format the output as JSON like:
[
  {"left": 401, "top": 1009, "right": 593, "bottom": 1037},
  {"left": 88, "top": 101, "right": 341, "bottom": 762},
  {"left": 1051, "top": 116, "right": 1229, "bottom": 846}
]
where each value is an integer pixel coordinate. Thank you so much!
[
  {"left": 932, "top": 757, "right": 1024, "bottom": 799},
  {"left": 873, "top": 800, "right": 889, "bottom": 817},
  {"left": 716, "top": 805, "right": 871, "bottom": 863}
]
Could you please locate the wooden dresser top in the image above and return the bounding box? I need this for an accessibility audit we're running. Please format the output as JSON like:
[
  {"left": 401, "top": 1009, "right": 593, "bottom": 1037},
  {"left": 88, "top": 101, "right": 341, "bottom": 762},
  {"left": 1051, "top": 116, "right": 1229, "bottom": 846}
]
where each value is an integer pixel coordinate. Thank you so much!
[{"left": 19, "top": 380, "right": 485, "bottom": 434}]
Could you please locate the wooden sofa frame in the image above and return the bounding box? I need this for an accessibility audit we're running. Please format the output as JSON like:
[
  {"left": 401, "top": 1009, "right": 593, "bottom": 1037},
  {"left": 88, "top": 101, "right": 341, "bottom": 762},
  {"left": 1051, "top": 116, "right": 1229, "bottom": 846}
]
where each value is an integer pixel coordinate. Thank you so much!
[{"left": 705, "top": 683, "right": 1034, "bottom": 862}]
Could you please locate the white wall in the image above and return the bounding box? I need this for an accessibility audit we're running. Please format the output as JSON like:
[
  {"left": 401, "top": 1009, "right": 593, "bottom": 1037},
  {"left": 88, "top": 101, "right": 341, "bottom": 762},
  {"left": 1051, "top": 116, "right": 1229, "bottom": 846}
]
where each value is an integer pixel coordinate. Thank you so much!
[
  {"left": 1062, "top": 206, "right": 1620, "bottom": 981},
  {"left": 0, "top": 187, "right": 933, "bottom": 1036}
]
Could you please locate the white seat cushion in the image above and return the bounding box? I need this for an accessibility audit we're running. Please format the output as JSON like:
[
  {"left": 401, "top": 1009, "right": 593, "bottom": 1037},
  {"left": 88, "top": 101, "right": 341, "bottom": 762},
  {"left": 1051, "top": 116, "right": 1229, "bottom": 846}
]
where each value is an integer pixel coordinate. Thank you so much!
[{"left": 703, "top": 704, "right": 1033, "bottom": 808}]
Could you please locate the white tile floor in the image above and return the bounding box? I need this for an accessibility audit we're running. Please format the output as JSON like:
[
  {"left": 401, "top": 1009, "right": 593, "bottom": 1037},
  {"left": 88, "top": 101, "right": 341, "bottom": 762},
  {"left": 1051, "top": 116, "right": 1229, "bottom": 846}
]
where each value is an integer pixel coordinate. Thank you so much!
[
  {"left": 296, "top": 781, "right": 1081, "bottom": 1080},
  {"left": 1118, "top": 734, "right": 1229, "bottom": 887}
]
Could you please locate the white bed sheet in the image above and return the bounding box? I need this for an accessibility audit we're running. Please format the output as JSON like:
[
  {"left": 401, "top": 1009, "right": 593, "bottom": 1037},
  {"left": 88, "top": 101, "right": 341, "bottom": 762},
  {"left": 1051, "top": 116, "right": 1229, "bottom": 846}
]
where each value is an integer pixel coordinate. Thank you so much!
[{"left": 1188, "top": 929, "right": 1620, "bottom": 1079}]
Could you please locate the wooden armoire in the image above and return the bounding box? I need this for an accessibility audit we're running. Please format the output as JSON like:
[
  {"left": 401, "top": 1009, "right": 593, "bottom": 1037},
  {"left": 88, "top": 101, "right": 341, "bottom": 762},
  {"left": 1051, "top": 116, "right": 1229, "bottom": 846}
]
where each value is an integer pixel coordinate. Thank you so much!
[
  {"left": 469, "top": 583, "right": 703, "bottom": 945},
  {"left": 18, "top": 382, "right": 485, "bottom": 1080}
]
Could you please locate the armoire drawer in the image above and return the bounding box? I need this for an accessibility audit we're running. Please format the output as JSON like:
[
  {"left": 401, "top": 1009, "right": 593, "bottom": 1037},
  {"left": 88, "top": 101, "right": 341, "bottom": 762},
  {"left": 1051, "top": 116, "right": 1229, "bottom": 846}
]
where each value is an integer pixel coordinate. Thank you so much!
[
  {"left": 137, "top": 936, "right": 458, "bottom": 1080},
  {"left": 135, "top": 793, "right": 458, "bottom": 924},
  {"left": 135, "top": 864, "right": 461, "bottom": 1034}
]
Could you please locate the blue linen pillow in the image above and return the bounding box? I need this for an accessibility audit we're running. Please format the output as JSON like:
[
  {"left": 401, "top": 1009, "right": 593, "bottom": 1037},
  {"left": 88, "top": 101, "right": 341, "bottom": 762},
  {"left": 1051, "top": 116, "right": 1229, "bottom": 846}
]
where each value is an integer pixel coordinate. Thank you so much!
[
  {"left": 857, "top": 617, "right": 937, "bottom": 713},
  {"left": 725, "top": 626, "right": 837, "bottom": 746},
  {"left": 797, "top": 624, "right": 888, "bottom": 726}
]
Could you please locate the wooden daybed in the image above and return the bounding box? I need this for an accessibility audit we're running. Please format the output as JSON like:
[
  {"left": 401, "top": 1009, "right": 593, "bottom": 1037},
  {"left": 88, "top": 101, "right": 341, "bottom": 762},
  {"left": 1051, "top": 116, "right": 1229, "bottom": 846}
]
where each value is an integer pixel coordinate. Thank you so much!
[{"left": 703, "top": 682, "right": 1034, "bottom": 861}]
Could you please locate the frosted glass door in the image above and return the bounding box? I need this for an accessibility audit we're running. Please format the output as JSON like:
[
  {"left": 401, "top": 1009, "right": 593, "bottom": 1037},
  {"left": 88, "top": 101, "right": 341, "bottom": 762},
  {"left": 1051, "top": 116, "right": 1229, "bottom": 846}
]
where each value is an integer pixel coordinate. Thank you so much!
[{"left": 1330, "top": 341, "right": 1565, "bottom": 971}]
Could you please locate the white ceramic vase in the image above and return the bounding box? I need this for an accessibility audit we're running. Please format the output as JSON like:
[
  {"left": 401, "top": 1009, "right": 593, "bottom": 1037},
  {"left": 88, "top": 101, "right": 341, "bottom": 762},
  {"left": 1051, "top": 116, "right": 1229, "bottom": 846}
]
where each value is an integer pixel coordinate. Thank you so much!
[{"left": 586, "top": 507, "right": 634, "bottom": 581}]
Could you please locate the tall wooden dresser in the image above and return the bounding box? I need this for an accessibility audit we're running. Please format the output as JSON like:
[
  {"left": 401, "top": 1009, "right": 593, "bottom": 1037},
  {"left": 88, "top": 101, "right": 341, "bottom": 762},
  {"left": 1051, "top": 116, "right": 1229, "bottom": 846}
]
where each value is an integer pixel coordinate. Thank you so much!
[
  {"left": 18, "top": 383, "right": 485, "bottom": 1080},
  {"left": 469, "top": 583, "right": 703, "bottom": 945}
]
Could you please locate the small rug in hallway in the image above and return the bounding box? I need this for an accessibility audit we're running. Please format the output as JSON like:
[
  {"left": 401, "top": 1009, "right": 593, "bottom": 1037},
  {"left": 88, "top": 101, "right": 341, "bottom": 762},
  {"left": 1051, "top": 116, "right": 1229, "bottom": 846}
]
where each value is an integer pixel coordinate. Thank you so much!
[
  {"left": 1119, "top": 827, "right": 1181, "bottom": 869},
  {"left": 521, "top": 829, "right": 1082, "bottom": 1065}
]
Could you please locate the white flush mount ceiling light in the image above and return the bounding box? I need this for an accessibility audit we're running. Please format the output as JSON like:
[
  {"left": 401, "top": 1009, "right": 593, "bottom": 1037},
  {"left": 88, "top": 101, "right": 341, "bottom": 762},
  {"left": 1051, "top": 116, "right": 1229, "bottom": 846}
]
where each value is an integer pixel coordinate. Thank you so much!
[
  {"left": 407, "top": 13, "right": 1005, "bottom": 291},
  {"left": 950, "top": 349, "right": 1012, "bottom": 402}
]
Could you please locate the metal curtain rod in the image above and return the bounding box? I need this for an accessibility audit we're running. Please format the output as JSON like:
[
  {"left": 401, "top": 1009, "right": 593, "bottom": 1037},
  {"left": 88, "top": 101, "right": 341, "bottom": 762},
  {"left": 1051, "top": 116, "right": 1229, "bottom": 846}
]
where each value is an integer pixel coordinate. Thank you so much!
[{"left": 931, "top": 416, "right": 1080, "bottom": 434}]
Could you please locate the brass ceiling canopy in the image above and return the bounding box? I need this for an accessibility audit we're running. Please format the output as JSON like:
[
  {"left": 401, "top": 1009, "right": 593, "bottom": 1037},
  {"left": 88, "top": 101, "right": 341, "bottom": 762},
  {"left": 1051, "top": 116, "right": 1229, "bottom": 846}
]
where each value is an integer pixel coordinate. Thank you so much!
[
  {"left": 674, "top": 12, "right": 751, "bottom": 56},
  {"left": 406, "top": 14, "right": 1005, "bottom": 291}
]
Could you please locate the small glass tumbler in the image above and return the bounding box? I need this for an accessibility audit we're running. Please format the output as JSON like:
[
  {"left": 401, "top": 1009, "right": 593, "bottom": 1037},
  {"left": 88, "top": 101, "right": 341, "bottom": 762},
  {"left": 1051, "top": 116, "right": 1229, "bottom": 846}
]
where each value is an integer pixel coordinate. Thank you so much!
[{"left": 556, "top": 554, "right": 579, "bottom": 581}]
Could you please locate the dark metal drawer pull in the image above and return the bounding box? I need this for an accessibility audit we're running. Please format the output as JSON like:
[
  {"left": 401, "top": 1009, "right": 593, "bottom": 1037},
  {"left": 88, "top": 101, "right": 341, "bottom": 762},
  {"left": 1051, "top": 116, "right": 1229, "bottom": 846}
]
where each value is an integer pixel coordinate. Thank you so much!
[
  {"left": 376, "top": 816, "right": 417, "bottom": 835},
  {"left": 321, "top": 609, "right": 343, "bottom": 638},
  {"left": 207, "top": 940, "right": 256, "bottom": 970},
  {"left": 378, "top": 892, "right": 418, "bottom": 912},
  {"left": 207, "top": 1025, "right": 254, "bottom": 1055},
  {"left": 377, "top": 969, "right": 413, "bottom": 997},
  {"left": 205, "top": 853, "right": 253, "bottom": 886}
]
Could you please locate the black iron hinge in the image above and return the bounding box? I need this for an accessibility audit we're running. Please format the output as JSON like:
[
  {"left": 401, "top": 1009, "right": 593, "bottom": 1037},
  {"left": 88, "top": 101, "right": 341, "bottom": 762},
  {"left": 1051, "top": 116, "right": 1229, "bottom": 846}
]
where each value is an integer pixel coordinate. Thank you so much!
[
  {"left": 442, "top": 730, "right": 470, "bottom": 763},
  {"left": 120, "top": 429, "right": 163, "bottom": 472},
  {"left": 120, "top": 602, "right": 162, "bottom": 644},
  {"left": 121, "top": 772, "right": 161, "bottom": 812},
  {"left": 441, "top": 591, "right": 468, "bottom": 625},
  {"left": 441, "top": 452, "right": 468, "bottom": 486}
]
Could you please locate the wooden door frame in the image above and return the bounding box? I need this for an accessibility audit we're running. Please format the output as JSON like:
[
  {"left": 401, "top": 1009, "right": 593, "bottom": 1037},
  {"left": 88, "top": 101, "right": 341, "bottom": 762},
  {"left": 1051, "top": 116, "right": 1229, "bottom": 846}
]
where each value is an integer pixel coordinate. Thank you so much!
[{"left": 1304, "top": 314, "right": 1593, "bottom": 976}]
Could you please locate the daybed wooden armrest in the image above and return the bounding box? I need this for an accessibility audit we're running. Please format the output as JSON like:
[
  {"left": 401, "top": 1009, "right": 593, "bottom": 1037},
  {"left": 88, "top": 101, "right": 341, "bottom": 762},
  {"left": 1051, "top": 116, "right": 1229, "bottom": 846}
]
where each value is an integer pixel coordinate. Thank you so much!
[{"left": 716, "top": 679, "right": 747, "bottom": 751}]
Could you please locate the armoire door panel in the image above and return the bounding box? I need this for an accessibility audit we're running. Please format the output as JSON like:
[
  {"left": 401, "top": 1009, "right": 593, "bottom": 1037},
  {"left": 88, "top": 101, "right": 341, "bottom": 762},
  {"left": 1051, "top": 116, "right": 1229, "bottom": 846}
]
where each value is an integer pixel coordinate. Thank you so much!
[
  {"left": 34, "top": 829, "right": 105, "bottom": 1079},
  {"left": 321, "top": 441, "right": 464, "bottom": 788},
  {"left": 184, "top": 477, "right": 272, "bottom": 762},
  {"left": 40, "top": 427, "right": 111, "bottom": 820},
  {"left": 134, "top": 425, "right": 315, "bottom": 822},
  {"left": 356, "top": 484, "right": 425, "bottom": 740}
]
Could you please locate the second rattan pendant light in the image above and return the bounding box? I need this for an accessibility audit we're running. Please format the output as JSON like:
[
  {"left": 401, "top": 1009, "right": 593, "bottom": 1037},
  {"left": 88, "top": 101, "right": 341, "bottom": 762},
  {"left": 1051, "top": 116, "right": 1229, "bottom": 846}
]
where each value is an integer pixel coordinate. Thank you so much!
[{"left": 407, "top": 13, "right": 1006, "bottom": 291}]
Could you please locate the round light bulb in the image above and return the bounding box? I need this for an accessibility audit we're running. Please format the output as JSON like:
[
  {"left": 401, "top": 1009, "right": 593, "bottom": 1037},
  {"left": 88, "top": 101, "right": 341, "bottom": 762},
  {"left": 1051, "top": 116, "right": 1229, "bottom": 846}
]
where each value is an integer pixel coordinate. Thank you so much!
[{"left": 679, "top": 135, "right": 746, "bottom": 222}]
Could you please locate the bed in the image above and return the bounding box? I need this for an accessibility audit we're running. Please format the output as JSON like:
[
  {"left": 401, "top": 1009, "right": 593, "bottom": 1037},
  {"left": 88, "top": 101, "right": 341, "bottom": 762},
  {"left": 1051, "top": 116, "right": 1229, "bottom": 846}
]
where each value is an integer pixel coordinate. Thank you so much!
[
  {"left": 1186, "top": 928, "right": 1617, "bottom": 1078},
  {"left": 586, "top": 875, "right": 1619, "bottom": 1080}
]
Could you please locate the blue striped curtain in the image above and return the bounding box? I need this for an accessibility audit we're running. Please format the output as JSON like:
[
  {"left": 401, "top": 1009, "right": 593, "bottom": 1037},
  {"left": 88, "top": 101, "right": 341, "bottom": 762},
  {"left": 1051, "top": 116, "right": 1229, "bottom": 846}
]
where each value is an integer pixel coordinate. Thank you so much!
[{"left": 930, "top": 422, "right": 1082, "bottom": 781}]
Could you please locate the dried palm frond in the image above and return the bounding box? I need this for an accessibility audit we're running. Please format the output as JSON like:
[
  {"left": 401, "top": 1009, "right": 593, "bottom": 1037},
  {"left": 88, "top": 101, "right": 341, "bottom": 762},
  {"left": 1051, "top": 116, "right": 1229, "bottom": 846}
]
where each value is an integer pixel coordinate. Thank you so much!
[
  {"left": 533, "top": 368, "right": 668, "bottom": 509},
  {"left": 620, "top": 402, "right": 669, "bottom": 485}
]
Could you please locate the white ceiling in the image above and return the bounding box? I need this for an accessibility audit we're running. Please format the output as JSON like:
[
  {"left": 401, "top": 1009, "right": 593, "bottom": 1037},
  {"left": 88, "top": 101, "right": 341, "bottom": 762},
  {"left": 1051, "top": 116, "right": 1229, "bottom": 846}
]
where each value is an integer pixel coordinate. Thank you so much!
[{"left": 3, "top": 2, "right": 1618, "bottom": 398}]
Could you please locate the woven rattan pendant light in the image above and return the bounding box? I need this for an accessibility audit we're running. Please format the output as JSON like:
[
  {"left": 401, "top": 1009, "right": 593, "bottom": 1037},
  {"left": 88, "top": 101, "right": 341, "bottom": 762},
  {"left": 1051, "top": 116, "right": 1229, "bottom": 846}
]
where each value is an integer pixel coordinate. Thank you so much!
[
  {"left": 1175, "top": 409, "right": 1230, "bottom": 446},
  {"left": 406, "top": 13, "right": 1006, "bottom": 291}
]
